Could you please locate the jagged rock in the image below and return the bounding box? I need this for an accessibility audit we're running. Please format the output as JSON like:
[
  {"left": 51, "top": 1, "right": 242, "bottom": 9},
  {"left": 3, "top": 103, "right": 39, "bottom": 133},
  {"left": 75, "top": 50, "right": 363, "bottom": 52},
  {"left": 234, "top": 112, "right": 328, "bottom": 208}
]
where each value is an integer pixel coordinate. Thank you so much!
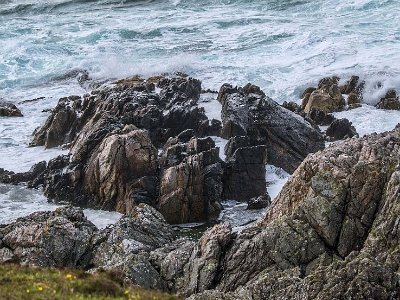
[
  {"left": 0, "top": 207, "right": 96, "bottom": 267},
  {"left": 158, "top": 137, "right": 223, "bottom": 224},
  {"left": 339, "top": 75, "right": 362, "bottom": 95},
  {"left": 302, "top": 77, "right": 343, "bottom": 113},
  {"left": 92, "top": 204, "right": 174, "bottom": 267},
  {"left": 247, "top": 194, "right": 271, "bottom": 210},
  {"left": 84, "top": 126, "right": 158, "bottom": 213},
  {"left": 281, "top": 101, "right": 304, "bottom": 116},
  {"left": 30, "top": 96, "right": 81, "bottom": 148},
  {"left": 0, "top": 161, "right": 47, "bottom": 185},
  {"left": 181, "top": 224, "right": 235, "bottom": 296},
  {"left": 186, "top": 127, "right": 400, "bottom": 299},
  {"left": 150, "top": 238, "right": 195, "bottom": 291},
  {"left": 0, "top": 101, "right": 23, "bottom": 117},
  {"left": 325, "top": 118, "right": 358, "bottom": 141},
  {"left": 31, "top": 75, "right": 209, "bottom": 150},
  {"left": 301, "top": 87, "right": 317, "bottom": 110},
  {"left": 92, "top": 204, "right": 175, "bottom": 290},
  {"left": 376, "top": 89, "right": 400, "bottom": 110},
  {"left": 218, "top": 83, "right": 324, "bottom": 173},
  {"left": 307, "top": 108, "right": 335, "bottom": 126},
  {"left": 91, "top": 204, "right": 174, "bottom": 290},
  {"left": 222, "top": 136, "right": 267, "bottom": 201}
]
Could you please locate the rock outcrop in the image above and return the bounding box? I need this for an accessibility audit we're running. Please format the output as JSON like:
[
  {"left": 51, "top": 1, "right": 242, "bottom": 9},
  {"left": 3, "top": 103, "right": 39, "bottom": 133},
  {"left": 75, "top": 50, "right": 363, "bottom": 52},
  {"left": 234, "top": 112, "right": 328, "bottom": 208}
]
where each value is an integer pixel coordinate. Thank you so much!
[
  {"left": 0, "top": 207, "right": 96, "bottom": 267},
  {"left": 325, "top": 118, "right": 358, "bottom": 141},
  {"left": 30, "top": 96, "right": 82, "bottom": 148},
  {"left": 2, "top": 128, "right": 400, "bottom": 299},
  {"left": 84, "top": 126, "right": 158, "bottom": 213},
  {"left": 303, "top": 77, "right": 345, "bottom": 113},
  {"left": 187, "top": 127, "right": 400, "bottom": 299},
  {"left": 222, "top": 136, "right": 267, "bottom": 201},
  {"left": 0, "top": 100, "right": 23, "bottom": 117},
  {"left": 302, "top": 76, "right": 365, "bottom": 114},
  {"left": 91, "top": 204, "right": 175, "bottom": 290},
  {"left": 376, "top": 89, "right": 400, "bottom": 110},
  {"left": 30, "top": 75, "right": 213, "bottom": 149},
  {"left": 218, "top": 83, "right": 324, "bottom": 173},
  {"left": 158, "top": 136, "right": 223, "bottom": 224}
]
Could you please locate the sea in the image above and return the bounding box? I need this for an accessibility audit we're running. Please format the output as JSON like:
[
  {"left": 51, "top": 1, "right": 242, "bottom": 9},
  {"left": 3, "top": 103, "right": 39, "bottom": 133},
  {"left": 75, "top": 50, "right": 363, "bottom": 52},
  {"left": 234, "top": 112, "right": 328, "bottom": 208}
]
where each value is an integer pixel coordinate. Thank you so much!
[{"left": 1, "top": 0, "right": 399, "bottom": 228}]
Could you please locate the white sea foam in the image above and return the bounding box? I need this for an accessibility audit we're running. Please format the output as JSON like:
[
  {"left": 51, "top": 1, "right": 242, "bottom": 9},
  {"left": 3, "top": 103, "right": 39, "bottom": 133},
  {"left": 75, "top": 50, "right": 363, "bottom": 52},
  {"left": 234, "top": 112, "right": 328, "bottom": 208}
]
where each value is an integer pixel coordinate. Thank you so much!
[
  {"left": 0, "top": 183, "right": 122, "bottom": 229},
  {"left": 334, "top": 105, "right": 400, "bottom": 137},
  {"left": 0, "top": 0, "right": 399, "bottom": 226}
]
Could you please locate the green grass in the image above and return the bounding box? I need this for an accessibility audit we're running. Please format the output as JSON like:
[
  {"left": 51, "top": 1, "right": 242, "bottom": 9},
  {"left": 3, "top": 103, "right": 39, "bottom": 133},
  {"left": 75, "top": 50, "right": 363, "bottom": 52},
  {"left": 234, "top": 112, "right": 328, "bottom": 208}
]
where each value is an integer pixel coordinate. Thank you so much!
[{"left": 0, "top": 264, "right": 180, "bottom": 300}]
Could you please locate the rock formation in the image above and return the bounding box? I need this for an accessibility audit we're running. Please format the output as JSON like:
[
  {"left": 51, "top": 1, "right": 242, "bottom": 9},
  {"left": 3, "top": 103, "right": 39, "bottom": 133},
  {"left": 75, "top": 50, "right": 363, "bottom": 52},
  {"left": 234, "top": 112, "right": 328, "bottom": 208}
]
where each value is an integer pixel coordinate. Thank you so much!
[
  {"left": 0, "top": 100, "right": 23, "bottom": 117},
  {"left": 222, "top": 136, "right": 267, "bottom": 201},
  {"left": 1, "top": 127, "right": 400, "bottom": 299},
  {"left": 218, "top": 83, "right": 324, "bottom": 173},
  {"left": 158, "top": 136, "right": 223, "bottom": 224},
  {"left": 376, "top": 89, "right": 400, "bottom": 110}
]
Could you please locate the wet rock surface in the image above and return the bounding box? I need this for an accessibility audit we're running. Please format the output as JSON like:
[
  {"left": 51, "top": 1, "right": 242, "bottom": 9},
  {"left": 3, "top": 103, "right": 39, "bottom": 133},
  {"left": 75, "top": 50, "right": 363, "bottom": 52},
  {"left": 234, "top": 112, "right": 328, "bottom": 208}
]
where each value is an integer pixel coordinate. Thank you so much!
[
  {"left": 0, "top": 100, "right": 23, "bottom": 117},
  {"left": 1, "top": 122, "right": 400, "bottom": 299},
  {"left": 325, "top": 118, "right": 358, "bottom": 141},
  {"left": 222, "top": 136, "right": 267, "bottom": 201},
  {"left": 30, "top": 96, "right": 82, "bottom": 148},
  {"left": 376, "top": 89, "right": 400, "bottom": 110},
  {"left": 218, "top": 83, "right": 324, "bottom": 173}
]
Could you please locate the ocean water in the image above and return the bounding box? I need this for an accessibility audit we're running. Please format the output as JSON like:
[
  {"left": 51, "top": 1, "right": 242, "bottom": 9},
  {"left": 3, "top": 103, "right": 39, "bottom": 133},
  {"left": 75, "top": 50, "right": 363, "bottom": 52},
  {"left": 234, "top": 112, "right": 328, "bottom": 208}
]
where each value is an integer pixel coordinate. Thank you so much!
[{"left": 0, "top": 0, "right": 399, "bottom": 225}]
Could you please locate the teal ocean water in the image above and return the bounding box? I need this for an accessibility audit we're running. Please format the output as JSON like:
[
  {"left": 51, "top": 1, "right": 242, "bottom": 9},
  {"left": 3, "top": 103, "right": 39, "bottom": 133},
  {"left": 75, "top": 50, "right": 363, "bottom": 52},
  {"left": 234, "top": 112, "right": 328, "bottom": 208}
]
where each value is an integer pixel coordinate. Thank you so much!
[
  {"left": 0, "top": 0, "right": 399, "bottom": 225},
  {"left": 1, "top": 0, "right": 399, "bottom": 101}
]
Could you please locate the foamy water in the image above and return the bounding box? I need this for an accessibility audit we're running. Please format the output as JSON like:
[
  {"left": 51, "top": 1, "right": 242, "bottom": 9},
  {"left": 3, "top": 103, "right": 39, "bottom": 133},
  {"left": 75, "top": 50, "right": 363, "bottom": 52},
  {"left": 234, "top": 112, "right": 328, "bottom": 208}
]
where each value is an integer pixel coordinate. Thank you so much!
[{"left": 0, "top": 0, "right": 399, "bottom": 226}]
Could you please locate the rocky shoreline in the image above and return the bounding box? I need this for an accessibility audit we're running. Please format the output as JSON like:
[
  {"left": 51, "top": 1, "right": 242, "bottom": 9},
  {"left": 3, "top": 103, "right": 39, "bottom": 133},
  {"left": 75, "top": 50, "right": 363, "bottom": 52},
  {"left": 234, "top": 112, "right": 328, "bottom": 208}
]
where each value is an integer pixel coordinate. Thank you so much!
[{"left": 1, "top": 74, "right": 400, "bottom": 299}]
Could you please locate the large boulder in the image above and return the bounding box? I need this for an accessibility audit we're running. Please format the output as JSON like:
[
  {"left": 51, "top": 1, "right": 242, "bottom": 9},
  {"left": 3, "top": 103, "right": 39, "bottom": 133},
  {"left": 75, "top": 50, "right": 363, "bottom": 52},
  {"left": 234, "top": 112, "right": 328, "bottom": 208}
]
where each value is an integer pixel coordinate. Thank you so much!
[
  {"left": 158, "top": 136, "right": 223, "bottom": 224},
  {"left": 30, "top": 96, "right": 81, "bottom": 148},
  {"left": 218, "top": 83, "right": 324, "bottom": 173},
  {"left": 222, "top": 136, "right": 267, "bottom": 201},
  {"left": 325, "top": 118, "right": 358, "bottom": 141},
  {"left": 0, "top": 207, "right": 96, "bottom": 267},
  {"left": 84, "top": 126, "right": 158, "bottom": 213},
  {"left": 303, "top": 77, "right": 345, "bottom": 113},
  {"left": 0, "top": 100, "right": 23, "bottom": 117},
  {"left": 30, "top": 75, "right": 209, "bottom": 149}
]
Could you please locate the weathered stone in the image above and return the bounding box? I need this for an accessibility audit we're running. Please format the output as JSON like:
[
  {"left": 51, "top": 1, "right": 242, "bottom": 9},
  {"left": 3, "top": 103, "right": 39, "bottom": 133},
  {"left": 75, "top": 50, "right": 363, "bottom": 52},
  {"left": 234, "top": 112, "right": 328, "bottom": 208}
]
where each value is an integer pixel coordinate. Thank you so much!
[
  {"left": 223, "top": 142, "right": 267, "bottom": 201},
  {"left": 158, "top": 137, "right": 223, "bottom": 224},
  {"left": 30, "top": 96, "right": 81, "bottom": 148},
  {"left": 307, "top": 108, "right": 335, "bottom": 126},
  {"left": 0, "top": 207, "right": 96, "bottom": 267},
  {"left": 247, "top": 194, "right": 271, "bottom": 210},
  {"left": 0, "top": 101, "right": 23, "bottom": 117},
  {"left": 376, "top": 96, "right": 400, "bottom": 110},
  {"left": 182, "top": 224, "right": 235, "bottom": 296},
  {"left": 84, "top": 126, "right": 158, "bottom": 213},
  {"left": 325, "top": 118, "right": 358, "bottom": 141},
  {"left": 185, "top": 127, "right": 400, "bottom": 299},
  {"left": 218, "top": 84, "right": 324, "bottom": 173}
]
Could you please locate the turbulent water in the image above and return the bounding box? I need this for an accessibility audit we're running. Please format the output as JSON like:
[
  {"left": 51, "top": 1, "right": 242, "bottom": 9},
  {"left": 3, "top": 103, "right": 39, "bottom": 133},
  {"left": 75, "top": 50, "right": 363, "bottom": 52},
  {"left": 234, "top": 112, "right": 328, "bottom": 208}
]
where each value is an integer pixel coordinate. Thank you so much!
[{"left": 0, "top": 0, "right": 399, "bottom": 226}]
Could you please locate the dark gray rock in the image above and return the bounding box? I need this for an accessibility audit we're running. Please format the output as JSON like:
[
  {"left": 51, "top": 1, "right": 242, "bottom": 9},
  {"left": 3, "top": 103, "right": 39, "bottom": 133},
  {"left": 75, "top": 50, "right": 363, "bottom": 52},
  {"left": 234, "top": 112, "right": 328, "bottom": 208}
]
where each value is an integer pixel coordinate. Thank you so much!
[
  {"left": 223, "top": 141, "right": 267, "bottom": 201},
  {"left": 326, "top": 118, "right": 358, "bottom": 141},
  {"left": 0, "top": 101, "right": 23, "bottom": 117},
  {"left": 246, "top": 194, "right": 271, "bottom": 210},
  {"left": 30, "top": 96, "right": 81, "bottom": 148},
  {"left": 218, "top": 83, "right": 324, "bottom": 173}
]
